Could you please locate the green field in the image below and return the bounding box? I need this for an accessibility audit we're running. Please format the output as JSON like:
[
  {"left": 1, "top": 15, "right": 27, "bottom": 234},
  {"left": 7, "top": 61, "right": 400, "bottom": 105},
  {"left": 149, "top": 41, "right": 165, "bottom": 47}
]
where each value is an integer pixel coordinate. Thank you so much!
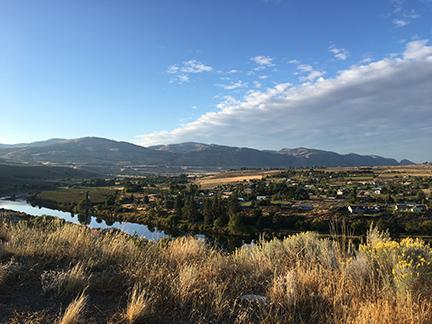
[{"left": 34, "top": 187, "right": 116, "bottom": 205}]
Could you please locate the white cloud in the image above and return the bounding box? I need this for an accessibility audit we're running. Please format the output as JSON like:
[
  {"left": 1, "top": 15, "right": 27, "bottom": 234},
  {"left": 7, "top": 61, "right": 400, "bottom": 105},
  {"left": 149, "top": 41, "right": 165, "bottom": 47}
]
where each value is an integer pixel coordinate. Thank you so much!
[
  {"left": 253, "top": 81, "right": 262, "bottom": 88},
  {"left": 169, "top": 60, "right": 213, "bottom": 74},
  {"left": 251, "top": 55, "right": 274, "bottom": 66},
  {"left": 297, "top": 64, "right": 313, "bottom": 72},
  {"left": 170, "top": 74, "right": 190, "bottom": 84},
  {"left": 359, "top": 57, "right": 373, "bottom": 64},
  {"left": 300, "top": 70, "right": 324, "bottom": 82},
  {"left": 167, "top": 60, "right": 213, "bottom": 84},
  {"left": 296, "top": 64, "right": 325, "bottom": 82},
  {"left": 226, "top": 69, "right": 239, "bottom": 74},
  {"left": 329, "top": 45, "right": 349, "bottom": 60},
  {"left": 393, "top": 18, "right": 409, "bottom": 27},
  {"left": 220, "top": 80, "right": 248, "bottom": 90},
  {"left": 138, "top": 40, "right": 432, "bottom": 161},
  {"left": 389, "top": 0, "right": 421, "bottom": 27}
]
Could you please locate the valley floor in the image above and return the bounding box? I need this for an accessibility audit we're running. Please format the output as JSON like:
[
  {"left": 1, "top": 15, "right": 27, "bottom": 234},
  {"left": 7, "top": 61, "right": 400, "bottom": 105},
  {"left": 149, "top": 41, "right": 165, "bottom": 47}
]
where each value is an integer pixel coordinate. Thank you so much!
[{"left": 1, "top": 216, "right": 432, "bottom": 323}]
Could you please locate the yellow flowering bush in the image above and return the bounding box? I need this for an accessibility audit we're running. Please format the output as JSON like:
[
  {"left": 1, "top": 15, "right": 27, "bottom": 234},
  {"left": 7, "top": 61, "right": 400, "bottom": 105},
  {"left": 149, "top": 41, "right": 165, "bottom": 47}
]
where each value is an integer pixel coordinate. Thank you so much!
[
  {"left": 393, "top": 238, "right": 432, "bottom": 296},
  {"left": 359, "top": 230, "right": 432, "bottom": 297}
]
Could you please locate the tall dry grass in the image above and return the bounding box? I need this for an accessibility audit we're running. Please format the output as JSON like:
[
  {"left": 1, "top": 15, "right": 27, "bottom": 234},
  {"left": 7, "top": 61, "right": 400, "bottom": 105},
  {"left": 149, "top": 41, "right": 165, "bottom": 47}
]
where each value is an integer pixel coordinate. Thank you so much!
[
  {"left": 124, "top": 284, "right": 152, "bottom": 323},
  {"left": 1, "top": 218, "right": 432, "bottom": 323},
  {"left": 59, "top": 292, "right": 87, "bottom": 324}
]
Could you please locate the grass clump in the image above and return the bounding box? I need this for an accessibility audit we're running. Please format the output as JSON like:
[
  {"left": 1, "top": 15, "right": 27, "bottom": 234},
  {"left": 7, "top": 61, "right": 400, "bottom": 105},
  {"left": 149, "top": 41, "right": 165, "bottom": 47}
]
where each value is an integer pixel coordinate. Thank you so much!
[
  {"left": 59, "top": 292, "right": 87, "bottom": 324},
  {"left": 41, "top": 262, "right": 89, "bottom": 296},
  {"left": 124, "top": 285, "right": 152, "bottom": 323}
]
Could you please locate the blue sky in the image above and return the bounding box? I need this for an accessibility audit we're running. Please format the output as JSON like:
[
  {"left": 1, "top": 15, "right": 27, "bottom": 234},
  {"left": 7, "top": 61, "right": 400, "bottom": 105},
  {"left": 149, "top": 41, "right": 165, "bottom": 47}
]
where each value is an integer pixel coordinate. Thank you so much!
[{"left": 1, "top": 0, "right": 432, "bottom": 160}]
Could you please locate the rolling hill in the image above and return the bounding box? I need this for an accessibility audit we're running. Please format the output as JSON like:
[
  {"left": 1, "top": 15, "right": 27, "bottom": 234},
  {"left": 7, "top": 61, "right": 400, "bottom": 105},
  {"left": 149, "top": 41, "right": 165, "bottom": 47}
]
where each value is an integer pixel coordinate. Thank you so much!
[{"left": 0, "top": 137, "right": 413, "bottom": 172}]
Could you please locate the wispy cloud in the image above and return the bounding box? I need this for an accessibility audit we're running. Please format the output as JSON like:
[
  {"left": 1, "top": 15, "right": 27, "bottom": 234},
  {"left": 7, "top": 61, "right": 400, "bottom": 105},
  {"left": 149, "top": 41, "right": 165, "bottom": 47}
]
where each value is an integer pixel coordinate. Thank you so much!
[
  {"left": 138, "top": 40, "right": 432, "bottom": 161},
  {"left": 389, "top": 0, "right": 421, "bottom": 27},
  {"left": 296, "top": 64, "right": 325, "bottom": 82},
  {"left": 393, "top": 18, "right": 409, "bottom": 27},
  {"left": 167, "top": 59, "right": 213, "bottom": 83},
  {"left": 167, "top": 60, "right": 213, "bottom": 74},
  {"left": 253, "top": 81, "right": 262, "bottom": 88},
  {"left": 251, "top": 55, "right": 274, "bottom": 66},
  {"left": 219, "top": 80, "right": 248, "bottom": 90},
  {"left": 329, "top": 45, "right": 349, "bottom": 60},
  {"left": 173, "top": 74, "right": 190, "bottom": 84}
]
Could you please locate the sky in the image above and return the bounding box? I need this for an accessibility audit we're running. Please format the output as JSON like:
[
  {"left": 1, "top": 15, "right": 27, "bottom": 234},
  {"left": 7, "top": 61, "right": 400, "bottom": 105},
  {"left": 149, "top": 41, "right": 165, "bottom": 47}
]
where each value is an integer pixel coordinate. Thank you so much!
[{"left": 0, "top": 0, "right": 432, "bottom": 161}]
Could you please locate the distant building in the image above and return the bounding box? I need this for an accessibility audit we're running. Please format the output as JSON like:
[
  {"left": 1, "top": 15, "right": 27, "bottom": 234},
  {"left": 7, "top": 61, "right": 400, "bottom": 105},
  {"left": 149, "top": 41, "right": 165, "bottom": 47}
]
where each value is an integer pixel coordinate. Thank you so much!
[
  {"left": 256, "top": 196, "right": 267, "bottom": 202},
  {"left": 348, "top": 205, "right": 382, "bottom": 214},
  {"left": 395, "top": 204, "right": 427, "bottom": 213},
  {"left": 373, "top": 187, "right": 382, "bottom": 195}
]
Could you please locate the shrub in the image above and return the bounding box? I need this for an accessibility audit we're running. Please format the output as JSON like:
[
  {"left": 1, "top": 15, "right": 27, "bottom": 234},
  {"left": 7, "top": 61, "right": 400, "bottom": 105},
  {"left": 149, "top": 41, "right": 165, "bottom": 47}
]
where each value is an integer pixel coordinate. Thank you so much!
[
  {"left": 41, "top": 263, "right": 89, "bottom": 296},
  {"left": 359, "top": 227, "right": 432, "bottom": 297}
]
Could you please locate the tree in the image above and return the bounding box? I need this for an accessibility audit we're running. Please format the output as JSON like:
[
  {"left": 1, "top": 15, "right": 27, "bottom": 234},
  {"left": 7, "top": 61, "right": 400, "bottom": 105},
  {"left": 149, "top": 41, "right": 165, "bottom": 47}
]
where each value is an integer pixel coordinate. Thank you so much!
[
  {"left": 228, "top": 210, "right": 243, "bottom": 233},
  {"left": 417, "top": 190, "right": 427, "bottom": 204},
  {"left": 294, "top": 186, "right": 309, "bottom": 200},
  {"left": 175, "top": 194, "right": 184, "bottom": 219},
  {"left": 203, "top": 198, "right": 214, "bottom": 224},
  {"left": 254, "top": 208, "right": 264, "bottom": 231},
  {"left": 228, "top": 193, "right": 240, "bottom": 215},
  {"left": 212, "top": 195, "right": 227, "bottom": 225},
  {"left": 182, "top": 196, "right": 199, "bottom": 222},
  {"left": 349, "top": 186, "right": 358, "bottom": 204}
]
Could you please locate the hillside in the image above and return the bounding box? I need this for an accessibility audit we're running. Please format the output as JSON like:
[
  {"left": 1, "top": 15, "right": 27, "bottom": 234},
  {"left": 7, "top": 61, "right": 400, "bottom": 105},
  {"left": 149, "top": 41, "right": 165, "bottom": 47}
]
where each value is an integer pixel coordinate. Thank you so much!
[
  {"left": 0, "top": 137, "right": 412, "bottom": 171},
  {"left": 0, "top": 163, "right": 99, "bottom": 194},
  {"left": 278, "top": 147, "right": 401, "bottom": 167},
  {"left": 0, "top": 137, "right": 173, "bottom": 166}
]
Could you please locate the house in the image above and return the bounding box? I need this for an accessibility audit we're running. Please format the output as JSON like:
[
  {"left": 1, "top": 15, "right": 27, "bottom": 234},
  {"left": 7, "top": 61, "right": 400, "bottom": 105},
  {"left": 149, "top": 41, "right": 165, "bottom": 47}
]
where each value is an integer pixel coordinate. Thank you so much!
[
  {"left": 373, "top": 187, "right": 382, "bottom": 195},
  {"left": 394, "top": 204, "right": 428, "bottom": 213},
  {"left": 337, "top": 189, "right": 345, "bottom": 196},
  {"left": 256, "top": 196, "right": 268, "bottom": 202},
  {"left": 348, "top": 205, "right": 362, "bottom": 214},
  {"left": 412, "top": 204, "right": 427, "bottom": 213},
  {"left": 348, "top": 205, "right": 382, "bottom": 214}
]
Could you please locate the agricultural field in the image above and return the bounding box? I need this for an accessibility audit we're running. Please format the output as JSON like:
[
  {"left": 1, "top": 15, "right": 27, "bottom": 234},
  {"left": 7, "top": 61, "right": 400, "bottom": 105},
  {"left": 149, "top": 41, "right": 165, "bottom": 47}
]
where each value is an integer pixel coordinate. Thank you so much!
[
  {"left": 195, "top": 169, "right": 284, "bottom": 189},
  {"left": 34, "top": 187, "right": 117, "bottom": 205}
]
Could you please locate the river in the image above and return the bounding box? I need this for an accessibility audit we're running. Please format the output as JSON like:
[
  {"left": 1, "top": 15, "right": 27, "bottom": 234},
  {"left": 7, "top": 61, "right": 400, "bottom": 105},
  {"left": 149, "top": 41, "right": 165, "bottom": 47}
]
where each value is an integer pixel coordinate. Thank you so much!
[
  {"left": 0, "top": 198, "right": 251, "bottom": 249},
  {"left": 0, "top": 199, "right": 168, "bottom": 240}
]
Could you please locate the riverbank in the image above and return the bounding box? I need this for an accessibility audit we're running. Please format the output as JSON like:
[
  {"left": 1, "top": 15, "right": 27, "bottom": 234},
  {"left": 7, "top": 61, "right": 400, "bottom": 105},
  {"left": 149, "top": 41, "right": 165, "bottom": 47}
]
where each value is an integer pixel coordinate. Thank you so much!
[{"left": 0, "top": 208, "right": 32, "bottom": 223}]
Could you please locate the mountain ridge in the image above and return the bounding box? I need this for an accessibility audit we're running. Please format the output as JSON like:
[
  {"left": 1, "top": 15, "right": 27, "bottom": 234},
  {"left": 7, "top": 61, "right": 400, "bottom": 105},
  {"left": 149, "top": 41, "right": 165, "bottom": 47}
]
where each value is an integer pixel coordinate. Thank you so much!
[{"left": 0, "top": 137, "right": 414, "bottom": 172}]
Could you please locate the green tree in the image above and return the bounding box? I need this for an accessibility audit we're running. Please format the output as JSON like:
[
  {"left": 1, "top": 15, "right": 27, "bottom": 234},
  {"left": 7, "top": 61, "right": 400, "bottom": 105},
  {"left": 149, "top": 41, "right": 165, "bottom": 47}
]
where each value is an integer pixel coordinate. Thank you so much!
[
  {"left": 175, "top": 194, "right": 184, "bottom": 219},
  {"left": 203, "top": 198, "right": 213, "bottom": 224},
  {"left": 417, "top": 190, "right": 427, "bottom": 204},
  {"left": 182, "top": 196, "right": 199, "bottom": 222},
  {"left": 254, "top": 208, "right": 264, "bottom": 231},
  {"left": 228, "top": 210, "right": 243, "bottom": 233}
]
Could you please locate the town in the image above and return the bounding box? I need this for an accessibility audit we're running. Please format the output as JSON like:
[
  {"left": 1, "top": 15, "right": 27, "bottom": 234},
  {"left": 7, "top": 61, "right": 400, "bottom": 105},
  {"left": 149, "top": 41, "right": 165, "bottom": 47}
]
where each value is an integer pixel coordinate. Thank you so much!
[{"left": 26, "top": 165, "right": 432, "bottom": 240}]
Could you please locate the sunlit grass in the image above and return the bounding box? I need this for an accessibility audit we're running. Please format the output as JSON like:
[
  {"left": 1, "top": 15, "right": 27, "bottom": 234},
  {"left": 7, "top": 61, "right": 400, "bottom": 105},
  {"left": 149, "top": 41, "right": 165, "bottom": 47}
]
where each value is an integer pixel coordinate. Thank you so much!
[{"left": 1, "top": 219, "right": 432, "bottom": 322}]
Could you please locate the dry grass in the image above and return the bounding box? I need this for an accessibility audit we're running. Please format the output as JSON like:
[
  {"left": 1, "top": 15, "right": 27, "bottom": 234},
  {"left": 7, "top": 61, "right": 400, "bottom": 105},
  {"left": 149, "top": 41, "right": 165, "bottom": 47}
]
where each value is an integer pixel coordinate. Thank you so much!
[
  {"left": 1, "top": 218, "right": 432, "bottom": 323},
  {"left": 59, "top": 292, "right": 87, "bottom": 324},
  {"left": 124, "top": 285, "right": 152, "bottom": 323}
]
